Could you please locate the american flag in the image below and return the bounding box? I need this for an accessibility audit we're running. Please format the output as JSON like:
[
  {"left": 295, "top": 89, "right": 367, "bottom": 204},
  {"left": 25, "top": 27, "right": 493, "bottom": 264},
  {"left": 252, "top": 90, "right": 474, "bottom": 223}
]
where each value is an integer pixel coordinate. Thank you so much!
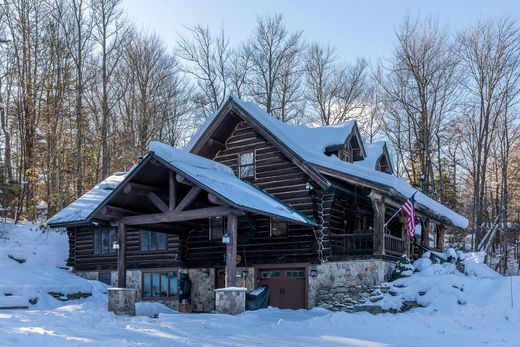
[{"left": 402, "top": 193, "right": 417, "bottom": 237}]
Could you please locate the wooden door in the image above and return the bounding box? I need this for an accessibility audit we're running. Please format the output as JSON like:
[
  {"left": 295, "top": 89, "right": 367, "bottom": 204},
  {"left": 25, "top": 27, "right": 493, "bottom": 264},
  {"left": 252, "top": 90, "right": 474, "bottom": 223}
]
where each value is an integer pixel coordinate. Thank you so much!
[
  {"left": 281, "top": 269, "right": 306, "bottom": 309},
  {"left": 257, "top": 268, "right": 306, "bottom": 309}
]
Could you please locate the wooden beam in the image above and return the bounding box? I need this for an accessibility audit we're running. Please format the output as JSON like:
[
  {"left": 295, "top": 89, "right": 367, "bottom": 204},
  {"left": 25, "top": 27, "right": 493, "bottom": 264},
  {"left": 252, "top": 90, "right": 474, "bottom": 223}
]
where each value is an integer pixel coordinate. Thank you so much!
[
  {"left": 118, "top": 206, "right": 244, "bottom": 225},
  {"left": 174, "top": 186, "right": 202, "bottom": 213},
  {"left": 208, "top": 137, "right": 226, "bottom": 150},
  {"left": 146, "top": 192, "right": 169, "bottom": 213},
  {"left": 225, "top": 213, "right": 238, "bottom": 287},
  {"left": 117, "top": 223, "right": 127, "bottom": 288},
  {"left": 169, "top": 171, "right": 177, "bottom": 211},
  {"left": 370, "top": 191, "right": 385, "bottom": 255},
  {"left": 123, "top": 182, "right": 162, "bottom": 194},
  {"left": 176, "top": 174, "right": 192, "bottom": 186},
  {"left": 208, "top": 193, "right": 226, "bottom": 206}
]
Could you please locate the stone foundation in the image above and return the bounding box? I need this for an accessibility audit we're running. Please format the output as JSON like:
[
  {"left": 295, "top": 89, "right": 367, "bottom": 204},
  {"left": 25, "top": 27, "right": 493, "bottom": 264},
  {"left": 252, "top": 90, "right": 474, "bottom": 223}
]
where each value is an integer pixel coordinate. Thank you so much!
[
  {"left": 108, "top": 288, "right": 137, "bottom": 316},
  {"left": 307, "top": 259, "right": 395, "bottom": 308},
  {"left": 214, "top": 288, "right": 247, "bottom": 315},
  {"left": 188, "top": 268, "right": 215, "bottom": 312}
]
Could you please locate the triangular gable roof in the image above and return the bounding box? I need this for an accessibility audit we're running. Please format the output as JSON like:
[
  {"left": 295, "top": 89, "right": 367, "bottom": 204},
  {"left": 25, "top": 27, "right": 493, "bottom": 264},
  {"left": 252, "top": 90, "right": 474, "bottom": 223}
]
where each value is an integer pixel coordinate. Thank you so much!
[
  {"left": 354, "top": 141, "right": 394, "bottom": 174},
  {"left": 48, "top": 143, "right": 316, "bottom": 228},
  {"left": 150, "top": 142, "right": 316, "bottom": 226},
  {"left": 186, "top": 96, "right": 468, "bottom": 229}
]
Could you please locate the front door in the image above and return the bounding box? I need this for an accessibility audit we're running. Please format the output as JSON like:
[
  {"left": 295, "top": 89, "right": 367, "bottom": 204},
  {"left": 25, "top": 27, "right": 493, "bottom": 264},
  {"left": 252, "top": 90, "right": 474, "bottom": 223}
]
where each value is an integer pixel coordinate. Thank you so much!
[{"left": 257, "top": 267, "right": 306, "bottom": 309}]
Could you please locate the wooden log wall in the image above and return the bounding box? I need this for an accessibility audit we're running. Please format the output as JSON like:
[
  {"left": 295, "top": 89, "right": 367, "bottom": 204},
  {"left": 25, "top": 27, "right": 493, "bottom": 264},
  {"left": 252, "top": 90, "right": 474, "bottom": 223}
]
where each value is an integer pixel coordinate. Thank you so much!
[
  {"left": 69, "top": 225, "right": 182, "bottom": 271},
  {"left": 184, "top": 121, "right": 319, "bottom": 267}
]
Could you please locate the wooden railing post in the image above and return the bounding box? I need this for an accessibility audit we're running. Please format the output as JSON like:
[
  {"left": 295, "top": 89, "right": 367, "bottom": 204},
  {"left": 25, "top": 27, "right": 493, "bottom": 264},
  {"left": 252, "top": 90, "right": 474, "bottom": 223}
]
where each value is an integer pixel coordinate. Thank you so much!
[
  {"left": 370, "top": 192, "right": 386, "bottom": 256},
  {"left": 117, "top": 223, "right": 127, "bottom": 288},
  {"left": 225, "top": 213, "right": 238, "bottom": 287}
]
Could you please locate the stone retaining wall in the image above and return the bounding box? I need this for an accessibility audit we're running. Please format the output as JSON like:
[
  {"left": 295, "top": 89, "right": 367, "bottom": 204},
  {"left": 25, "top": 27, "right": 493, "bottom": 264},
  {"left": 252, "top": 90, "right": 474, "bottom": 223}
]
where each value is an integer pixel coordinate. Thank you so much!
[{"left": 307, "top": 260, "right": 394, "bottom": 308}]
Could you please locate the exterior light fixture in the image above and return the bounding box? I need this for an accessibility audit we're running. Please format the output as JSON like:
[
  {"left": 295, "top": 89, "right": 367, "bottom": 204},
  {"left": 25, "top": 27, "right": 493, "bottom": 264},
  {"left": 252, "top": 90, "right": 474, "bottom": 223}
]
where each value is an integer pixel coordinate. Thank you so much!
[
  {"left": 112, "top": 241, "right": 120, "bottom": 250},
  {"left": 305, "top": 182, "right": 313, "bottom": 190},
  {"left": 241, "top": 269, "right": 249, "bottom": 278},
  {"left": 222, "top": 232, "right": 230, "bottom": 245},
  {"left": 202, "top": 269, "right": 210, "bottom": 278},
  {"left": 309, "top": 266, "right": 318, "bottom": 278}
]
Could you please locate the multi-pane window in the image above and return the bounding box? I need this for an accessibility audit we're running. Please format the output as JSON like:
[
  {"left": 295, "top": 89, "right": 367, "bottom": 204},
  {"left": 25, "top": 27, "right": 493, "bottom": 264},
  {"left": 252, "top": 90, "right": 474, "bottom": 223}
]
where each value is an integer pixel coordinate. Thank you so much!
[
  {"left": 239, "top": 152, "right": 255, "bottom": 178},
  {"left": 142, "top": 271, "right": 178, "bottom": 298},
  {"left": 209, "top": 216, "right": 226, "bottom": 240},
  {"left": 140, "top": 230, "right": 167, "bottom": 251},
  {"left": 270, "top": 218, "right": 288, "bottom": 237},
  {"left": 94, "top": 227, "right": 117, "bottom": 254}
]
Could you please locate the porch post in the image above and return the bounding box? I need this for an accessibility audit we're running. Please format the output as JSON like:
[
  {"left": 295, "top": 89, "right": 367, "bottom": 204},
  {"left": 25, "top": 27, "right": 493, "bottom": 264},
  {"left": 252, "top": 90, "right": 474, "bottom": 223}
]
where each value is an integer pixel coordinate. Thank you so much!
[
  {"left": 225, "top": 213, "right": 238, "bottom": 287},
  {"left": 401, "top": 214, "right": 410, "bottom": 257},
  {"left": 436, "top": 224, "right": 446, "bottom": 250},
  {"left": 421, "top": 218, "right": 430, "bottom": 248},
  {"left": 370, "top": 192, "right": 385, "bottom": 255},
  {"left": 117, "top": 222, "right": 127, "bottom": 288}
]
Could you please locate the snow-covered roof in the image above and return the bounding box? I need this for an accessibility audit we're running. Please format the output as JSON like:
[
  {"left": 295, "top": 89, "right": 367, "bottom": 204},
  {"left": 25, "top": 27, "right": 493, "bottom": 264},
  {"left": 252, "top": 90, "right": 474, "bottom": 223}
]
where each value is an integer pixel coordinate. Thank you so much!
[
  {"left": 47, "top": 172, "right": 129, "bottom": 227},
  {"left": 150, "top": 142, "right": 316, "bottom": 226},
  {"left": 187, "top": 96, "right": 469, "bottom": 229},
  {"left": 48, "top": 143, "right": 316, "bottom": 228},
  {"left": 354, "top": 141, "right": 384, "bottom": 170}
]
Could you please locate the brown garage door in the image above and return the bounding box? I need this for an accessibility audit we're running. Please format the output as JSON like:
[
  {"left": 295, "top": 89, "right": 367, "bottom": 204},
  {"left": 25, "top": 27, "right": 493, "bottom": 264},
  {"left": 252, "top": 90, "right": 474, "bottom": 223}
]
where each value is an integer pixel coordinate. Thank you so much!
[{"left": 258, "top": 268, "right": 306, "bottom": 309}]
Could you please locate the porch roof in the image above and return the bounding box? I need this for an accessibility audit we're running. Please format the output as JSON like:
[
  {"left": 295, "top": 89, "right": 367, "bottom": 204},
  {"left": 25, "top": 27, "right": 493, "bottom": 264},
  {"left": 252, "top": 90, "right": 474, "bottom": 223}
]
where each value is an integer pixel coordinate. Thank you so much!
[{"left": 47, "top": 143, "right": 316, "bottom": 228}]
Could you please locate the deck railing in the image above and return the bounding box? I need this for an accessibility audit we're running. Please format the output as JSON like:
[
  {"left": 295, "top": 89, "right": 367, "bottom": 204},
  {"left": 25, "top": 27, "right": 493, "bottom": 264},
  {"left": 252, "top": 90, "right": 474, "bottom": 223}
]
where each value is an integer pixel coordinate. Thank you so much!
[
  {"left": 329, "top": 232, "right": 373, "bottom": 255},
  {"left": 384, "top": 234, "right": 405, "bottom": 256}
]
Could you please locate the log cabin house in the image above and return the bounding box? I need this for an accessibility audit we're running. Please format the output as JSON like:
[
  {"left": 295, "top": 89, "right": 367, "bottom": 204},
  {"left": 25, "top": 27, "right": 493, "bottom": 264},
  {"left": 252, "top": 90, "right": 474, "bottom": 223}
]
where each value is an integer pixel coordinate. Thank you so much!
[{"left": 47, "top": 96, "right": 469, "bottom": 311}]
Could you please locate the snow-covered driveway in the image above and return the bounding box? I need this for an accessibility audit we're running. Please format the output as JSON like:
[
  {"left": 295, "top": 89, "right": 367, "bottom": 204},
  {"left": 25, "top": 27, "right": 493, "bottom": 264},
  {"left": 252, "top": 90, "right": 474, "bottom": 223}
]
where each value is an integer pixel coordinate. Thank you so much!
[{"left": 0, "top": 298, "right": 519, "bottom": 347}]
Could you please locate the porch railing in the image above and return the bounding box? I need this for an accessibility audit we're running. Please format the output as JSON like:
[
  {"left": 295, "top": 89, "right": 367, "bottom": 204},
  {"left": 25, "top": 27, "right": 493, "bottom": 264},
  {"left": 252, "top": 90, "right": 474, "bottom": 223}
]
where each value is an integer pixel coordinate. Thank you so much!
[
  {"left": 384, "top": 234, "right": 405, "bottom": 256},
  {"left": 329, "top": 232, "right": 373, "bottom": 255}
]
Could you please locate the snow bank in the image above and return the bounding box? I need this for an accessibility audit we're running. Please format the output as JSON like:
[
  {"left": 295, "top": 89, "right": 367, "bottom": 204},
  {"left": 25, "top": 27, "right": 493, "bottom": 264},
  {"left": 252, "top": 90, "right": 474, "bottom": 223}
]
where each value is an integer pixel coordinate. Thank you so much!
[{"left": 0, "top": 222, "right": 106, "bottom": 309}]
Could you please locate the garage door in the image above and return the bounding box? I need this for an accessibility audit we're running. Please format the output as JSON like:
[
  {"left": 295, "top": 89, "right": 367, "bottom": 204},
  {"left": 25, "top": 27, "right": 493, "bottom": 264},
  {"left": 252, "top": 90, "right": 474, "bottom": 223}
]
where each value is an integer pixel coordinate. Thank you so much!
[{"left": 257, "top": 268, "right": 306, "bottom": 309}]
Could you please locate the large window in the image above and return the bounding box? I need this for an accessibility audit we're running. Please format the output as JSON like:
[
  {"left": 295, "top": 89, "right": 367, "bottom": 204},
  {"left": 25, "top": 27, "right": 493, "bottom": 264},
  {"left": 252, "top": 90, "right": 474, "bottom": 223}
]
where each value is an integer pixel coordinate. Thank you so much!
[
  {"left": 209, "top": 216, "right": 226, "bottom": 240},
  {"left": 140, "top": 230, "right": 167, "bottom": 251},
  {"left": 94, "top": 227, "right": 117, "bottom": 254},
  {"left": 142, "top": 271, "right": 178, "bottom": 298},
  {"left": 239, "top": 152, "right": 255, "bottom": 178}
]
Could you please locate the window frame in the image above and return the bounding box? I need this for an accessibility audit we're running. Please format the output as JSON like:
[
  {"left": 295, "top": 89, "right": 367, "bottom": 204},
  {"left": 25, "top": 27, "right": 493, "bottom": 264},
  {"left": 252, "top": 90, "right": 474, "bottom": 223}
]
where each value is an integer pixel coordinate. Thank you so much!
[
  {"left": 140, "top": 230, "right": 168, "bottom": 252},
  {"left": 141, "top": 269, "right": 179, "bottom": 300},
  {"left": 93, "top": 227, "right": 118, "bottom": 254},
  {"left": 238, "top": 150, "right": 256, "bottom": 179},
  {"left": 270, "top": 218, "right": 288, "bottom": 237}
]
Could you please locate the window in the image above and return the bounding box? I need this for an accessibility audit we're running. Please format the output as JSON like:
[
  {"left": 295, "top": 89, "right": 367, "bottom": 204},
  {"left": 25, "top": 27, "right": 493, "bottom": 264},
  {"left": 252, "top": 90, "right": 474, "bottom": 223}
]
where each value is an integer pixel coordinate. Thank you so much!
[
  {"left": 285, "top": 270, "right": 305, "bottom": 278},
  {"left": 142, "top": 271, "right": 178, "bottom": 299},
  {"left": 338, "top": 148, "right": 351, "bottom": 162},
  {"left": 98, "top": 272, "right": 112, "bottom": 285},
  {"left": 94, "top": 227, "right": 117, "bottom": 254},
  {"left": 261, "top": 271, "right": 280, "bottom": 279},
  {"left": 209, "top": 216, "right": 226, "bottom": 240},
  {"left": 239, "top": 152, "right": 255, "bottom": 178},
  {"left": 270, "top": 218, "right": 288, "bottom": 237},
  {"left": 140, "top": 230, "right": 167, "bottom": 251}
]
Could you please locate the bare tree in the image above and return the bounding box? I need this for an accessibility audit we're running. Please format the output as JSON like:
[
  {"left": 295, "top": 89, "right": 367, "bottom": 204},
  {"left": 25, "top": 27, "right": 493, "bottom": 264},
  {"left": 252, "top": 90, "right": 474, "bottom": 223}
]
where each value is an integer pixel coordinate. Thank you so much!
[
  {"left": 176, "top": 25, "right": 230, "bottom": 120},
  {"left": 457, "top": 17, "right": 520, "bottom": 245},
  {"left": 246, "top": 14, "right": 304, "bottom": 121},
  {"left": 305, "top": 43, "right": 368, "bottom": 125},
  {"left": 376, "top": 16, "right": 458, "bottom": 200},
  {"left": 91, "top": 0, "right": 126, "bottom": 179}
]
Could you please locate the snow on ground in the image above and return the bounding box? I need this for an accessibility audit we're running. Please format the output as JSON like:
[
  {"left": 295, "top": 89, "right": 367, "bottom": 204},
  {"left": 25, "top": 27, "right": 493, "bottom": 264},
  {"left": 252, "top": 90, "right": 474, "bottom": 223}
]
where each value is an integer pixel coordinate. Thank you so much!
[{"left": 1, "top": 222, "right": 520, "bottom": 346}]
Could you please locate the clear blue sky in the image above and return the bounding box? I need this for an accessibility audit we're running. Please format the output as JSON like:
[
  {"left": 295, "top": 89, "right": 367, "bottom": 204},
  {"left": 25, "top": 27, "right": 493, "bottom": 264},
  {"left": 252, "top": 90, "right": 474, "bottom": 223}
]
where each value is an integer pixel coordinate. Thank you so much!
[{"left": 122, "top": 0, "right": 520, "bottom": 63}]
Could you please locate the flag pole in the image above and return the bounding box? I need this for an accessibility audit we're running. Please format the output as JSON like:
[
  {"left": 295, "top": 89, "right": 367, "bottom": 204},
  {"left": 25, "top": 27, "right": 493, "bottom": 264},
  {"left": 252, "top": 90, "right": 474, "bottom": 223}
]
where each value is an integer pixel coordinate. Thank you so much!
[{"left": 383, "top": 190, "right": 419, "bottom": 229}]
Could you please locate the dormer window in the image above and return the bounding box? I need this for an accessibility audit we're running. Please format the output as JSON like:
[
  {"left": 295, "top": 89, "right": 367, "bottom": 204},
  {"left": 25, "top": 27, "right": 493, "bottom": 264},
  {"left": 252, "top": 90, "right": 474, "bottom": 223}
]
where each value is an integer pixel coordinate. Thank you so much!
[
  {"left": 338, "top": 148, "right": 350, "bottom": 162},
  {"left": 239, "top": 151, "right": 255, "bottom": 178},
  {"left": 377, "top": 155, "right": 392, "bottom": 174}
]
